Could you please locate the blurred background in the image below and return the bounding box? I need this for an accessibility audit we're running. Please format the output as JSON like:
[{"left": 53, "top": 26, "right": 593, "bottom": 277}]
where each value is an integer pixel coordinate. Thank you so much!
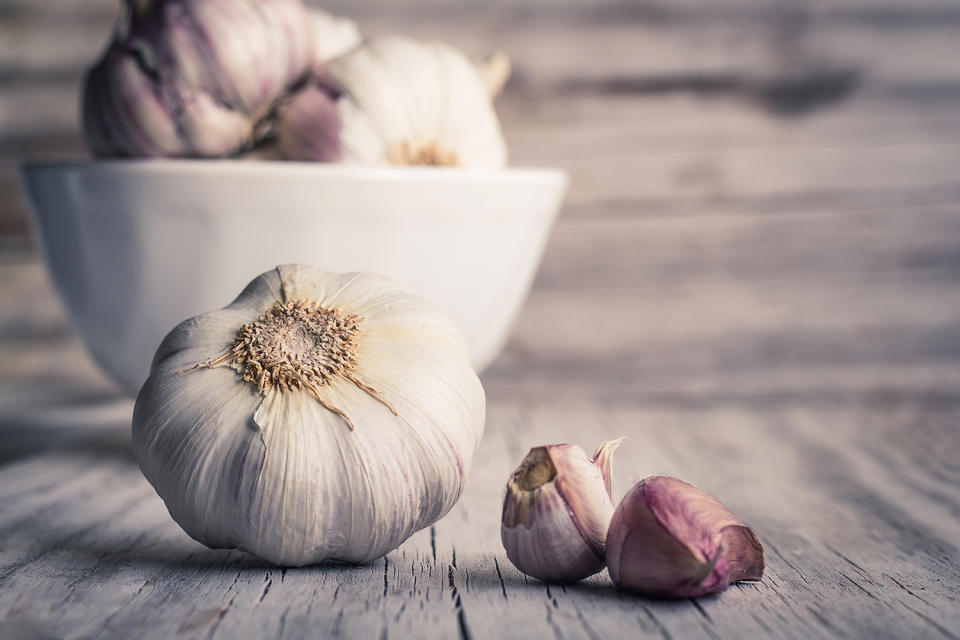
[{"left": 1, "top": 0, "right": 959, "bottom": 440}]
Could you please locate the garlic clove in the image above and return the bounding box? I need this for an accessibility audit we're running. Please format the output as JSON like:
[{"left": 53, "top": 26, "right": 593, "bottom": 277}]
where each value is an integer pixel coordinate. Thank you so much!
[
  {"left": 606, "top": 476, "right": 764, "bottom": 597},
  {"left": 276, "top": 86, "right": 342, "bottom": 162},
  {"left": 501, "top": 440, "right": 623, "bottom": 582},
  {"left": 501, "top": 477, "right": 601, "bottom": 583},
  {"left": 173, "top": 89, "right": 257, "bottom": 155}
]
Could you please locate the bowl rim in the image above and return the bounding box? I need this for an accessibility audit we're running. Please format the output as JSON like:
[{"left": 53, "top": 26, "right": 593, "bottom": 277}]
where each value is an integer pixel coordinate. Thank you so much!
[{"left": 21, "top": 159, "right": 568, "bottom": 185}]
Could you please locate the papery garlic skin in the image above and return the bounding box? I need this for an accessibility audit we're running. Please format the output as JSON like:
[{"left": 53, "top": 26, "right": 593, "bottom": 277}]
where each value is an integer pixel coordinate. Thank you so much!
[
  {"left": 83, "top": 0, "right": 316, "bottom": 157},
  {"left": 606, "top": 476, "right": 764, "bottom": 597},
  {"left": 132, "top": 265, "right": 485, "bottom": 566},
  {"left": 500, "top": 440, "right": 622, "bottom": 582},
  {"left": 277, "top": 37, "right": 507, "bottom": 168}
]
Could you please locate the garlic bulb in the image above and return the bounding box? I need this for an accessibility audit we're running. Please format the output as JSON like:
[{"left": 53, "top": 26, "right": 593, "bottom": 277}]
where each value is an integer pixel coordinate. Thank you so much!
[
  {"left": 276, "top": 37, "right": 508, "bottom": 168},
  {"left": 606, "top": 476, "right": 764, "bottom": 597},
  {"left": 500, "top": 440, "right": 623, "bottom": 582},
  {"left": 82, "top": 0, "right": 319, "bottom": 157},
  {"left": 132, "top": 264, "right": 485, "bottom": 566}
]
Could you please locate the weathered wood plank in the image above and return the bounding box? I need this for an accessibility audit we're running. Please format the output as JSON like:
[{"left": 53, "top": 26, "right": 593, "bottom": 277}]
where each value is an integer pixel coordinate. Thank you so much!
[
  {"left": 0, "top": 400, "right": 958, "bottom": 639},
  {"left": 5, "top": 0, "right": 960, "bottom": 237}
]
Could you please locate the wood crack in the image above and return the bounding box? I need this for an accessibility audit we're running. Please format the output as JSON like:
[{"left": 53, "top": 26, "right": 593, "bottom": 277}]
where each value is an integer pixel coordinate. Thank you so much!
[
  {"left": 258, "top": 572, "right": 273, "bottom": 603},
  {"left": 383, "top": 557, "right": 389, "bottom": 598},
  {"left": 837, "top": 570, "right": 880, "bottom": 601},
  {"left": 765, "top": 540, "right": 812, "bottom": 585},
  {"left": 493, "top": 557, "right": 508, "bottom": 599},
  {"left": 688, "top": 597, "right": 712, "bottom": 622},
  {"left": 544, "top": 601, "right": 564, "bottom": 640},
  {"left": 447, "top": 564, "right": 472, "bottom": 640},
  {"left": 882, "top": 573, "right": 931, "bottom": 605},
  {"left": 639, "top": 605, "right": 674, "bottom": 640}
]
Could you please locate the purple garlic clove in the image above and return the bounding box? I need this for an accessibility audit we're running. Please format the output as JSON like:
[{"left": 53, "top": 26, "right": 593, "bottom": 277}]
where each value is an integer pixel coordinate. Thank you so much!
[
  {"left": 501, "top": 439, "right": 623, "bottom": 583},
  {"left": 275, "top": 83, "right": 342, "bottom": 163},
  {"left": 606, "top": 476, "right": 764, "bottom": 597}
]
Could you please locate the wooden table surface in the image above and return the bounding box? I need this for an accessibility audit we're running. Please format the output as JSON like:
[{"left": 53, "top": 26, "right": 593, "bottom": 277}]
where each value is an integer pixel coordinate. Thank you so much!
[{"left": 1, "top": 1, "right": 959, "bottom": 638}]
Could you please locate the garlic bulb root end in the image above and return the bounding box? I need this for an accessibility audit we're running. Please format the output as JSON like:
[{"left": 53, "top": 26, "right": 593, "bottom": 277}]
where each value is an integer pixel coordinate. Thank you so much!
[
  {"left": 386, "top": 140, "right": 460, "bottom": 167},
  {"left": 174, "top": 298, "right": 401, "bottom": 431}
]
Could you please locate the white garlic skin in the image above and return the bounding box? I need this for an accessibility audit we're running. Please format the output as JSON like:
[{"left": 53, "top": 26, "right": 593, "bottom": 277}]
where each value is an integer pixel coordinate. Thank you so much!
[
  {"left": 277, "top": 36, "right": 507, "bottom": 168},
  {"left": 500, "top": 440, "right": 622, "bottom": 583},
  {"left": 132, "top": 265, "right": 485, "bottom": 566},
  {"left": 83, "top": 0, "right": 316, "bottom": 157}
]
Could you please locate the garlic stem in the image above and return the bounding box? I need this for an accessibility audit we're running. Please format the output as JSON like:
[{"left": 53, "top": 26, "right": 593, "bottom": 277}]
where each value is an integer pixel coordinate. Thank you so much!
[
  {"left": 591, "top": 437, "right": 624, "bottom": 498},
  {"left": 178, "top": 299, "right": 399, "bottom": 431},
  {"left": 480, "top": 52, "right": 511, "bottom": 99}
]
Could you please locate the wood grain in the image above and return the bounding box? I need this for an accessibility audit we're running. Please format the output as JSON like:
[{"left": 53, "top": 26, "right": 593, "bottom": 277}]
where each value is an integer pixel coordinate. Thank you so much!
[
  {"left": 1, "top": 0, "right": 960, "bottom": 638},
  {"left": 0, "top": 396, "right": 957, "bottom": 639}
]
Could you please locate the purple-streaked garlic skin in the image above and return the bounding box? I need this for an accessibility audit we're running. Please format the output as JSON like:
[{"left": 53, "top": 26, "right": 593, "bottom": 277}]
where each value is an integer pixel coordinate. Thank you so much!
[
  {"left": 275, "top": 84, "right": 342, "bottom": 162},
  {"left": 606, "top": 476, "right": 764, "bottom": 597},
  {"left": 279, "top": 36, "right": 507, "bottom": 168},
  {"left": 82, "top": 0, "right": 315, "bottom": 158},
  {"left": 501, "top": 440, "right": 622, "bottom": 583}
]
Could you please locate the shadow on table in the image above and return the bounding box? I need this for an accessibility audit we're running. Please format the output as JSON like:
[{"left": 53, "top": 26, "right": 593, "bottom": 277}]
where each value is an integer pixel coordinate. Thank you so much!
[
  {"left": 3, "top": 521, "right": 274, "bottom": 572},
  {"left": 10, "top": 529, "right": 415, "bottom": 575},
  {"left": 466, "top": 559, "right": 726, "bottom": 608}
]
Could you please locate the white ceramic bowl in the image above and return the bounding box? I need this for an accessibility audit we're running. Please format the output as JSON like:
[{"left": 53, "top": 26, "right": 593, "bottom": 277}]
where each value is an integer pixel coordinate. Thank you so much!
[{"left": 20, "top": 160, "right": 567, "bottom": 393}]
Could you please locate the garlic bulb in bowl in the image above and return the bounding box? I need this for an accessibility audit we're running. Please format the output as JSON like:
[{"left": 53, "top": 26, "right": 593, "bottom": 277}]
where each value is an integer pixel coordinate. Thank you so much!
[
  {"left": 276, "top": 36, "right": 508, "bottom": 168},
  {"left": 132, "top": 264, "right": 485, "bottom": 566},
  {"left": 82, "top": 0, "right": 357, "bottom": 158}
]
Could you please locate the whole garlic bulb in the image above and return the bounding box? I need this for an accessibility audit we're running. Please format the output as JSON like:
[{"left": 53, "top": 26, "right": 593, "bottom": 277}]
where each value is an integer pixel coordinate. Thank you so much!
[
  {"left": 500, "top": 440, "right": 623, "bottom": 582},
  {"left": 276, "top": 37, "right": 508, "bottom": 168},
  {"left": 83, "top": 0, "right": 318, "bottom": 157},
  {"left": 606, "top": 476, "right": 764, "bottom": 597},
  {"left": 133, "top": 264, "right": 485, "bottom": 566}
]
